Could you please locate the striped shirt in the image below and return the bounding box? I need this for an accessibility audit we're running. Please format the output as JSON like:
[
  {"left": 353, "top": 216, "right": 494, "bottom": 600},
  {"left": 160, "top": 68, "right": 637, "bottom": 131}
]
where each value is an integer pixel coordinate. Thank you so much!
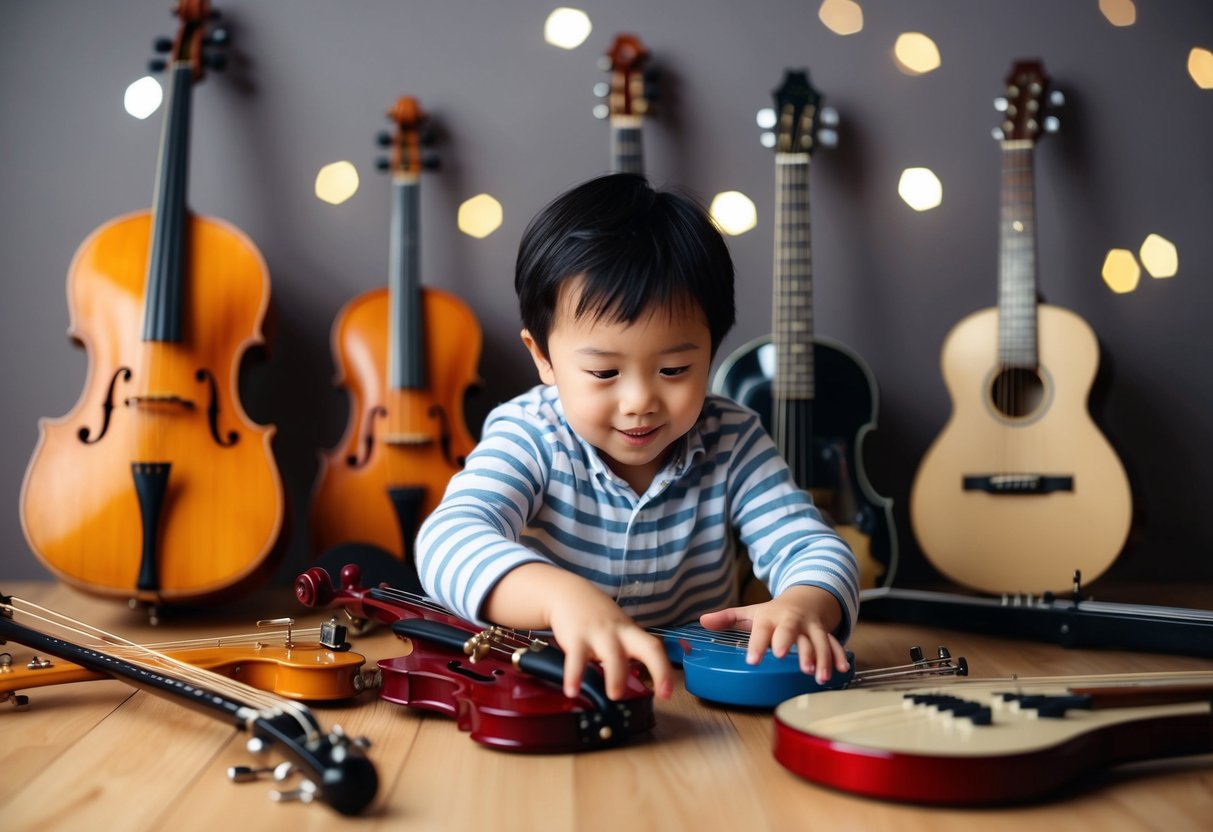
[{"left": 415, "top": 384, "right": 859, "bottom": 640}]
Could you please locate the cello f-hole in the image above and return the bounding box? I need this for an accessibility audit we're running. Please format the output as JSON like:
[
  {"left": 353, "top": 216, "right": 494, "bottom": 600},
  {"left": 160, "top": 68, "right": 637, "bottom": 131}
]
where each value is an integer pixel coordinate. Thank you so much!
[
  {"left": 78, "top": 367, "right": 133, "bottom": 444},
  {"left": 347, "top": 405, "right": 387, "bottom": 468}
]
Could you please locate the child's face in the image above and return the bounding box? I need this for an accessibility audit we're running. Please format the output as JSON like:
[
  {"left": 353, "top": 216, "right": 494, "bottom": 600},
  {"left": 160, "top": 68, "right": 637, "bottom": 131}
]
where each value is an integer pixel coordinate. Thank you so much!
[{"left": 522, "top": 277, "right": 712, "bottom": 494}]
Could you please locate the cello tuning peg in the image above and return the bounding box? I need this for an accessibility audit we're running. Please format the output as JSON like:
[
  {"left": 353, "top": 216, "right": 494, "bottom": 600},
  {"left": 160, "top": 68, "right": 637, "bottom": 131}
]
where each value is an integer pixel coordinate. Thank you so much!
[
  {"left": 153, "top": 36, "right": 173, "bottom": 53},
  {"left": 147, "top": 58, "right": 167, "bottom": 73}
]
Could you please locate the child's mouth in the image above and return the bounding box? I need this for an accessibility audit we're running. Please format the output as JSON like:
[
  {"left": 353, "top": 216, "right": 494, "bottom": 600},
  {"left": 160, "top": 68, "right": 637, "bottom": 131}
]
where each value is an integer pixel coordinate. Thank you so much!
[{"left": 618, "top": 426, "right": 659, "bottom": 446}]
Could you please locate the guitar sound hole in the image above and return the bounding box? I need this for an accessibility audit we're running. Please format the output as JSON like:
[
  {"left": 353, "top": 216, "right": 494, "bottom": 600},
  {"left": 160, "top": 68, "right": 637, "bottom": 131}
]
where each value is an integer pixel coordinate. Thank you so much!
[{"left": 989, "top": 368, "right": 1045, "bottom": 419}]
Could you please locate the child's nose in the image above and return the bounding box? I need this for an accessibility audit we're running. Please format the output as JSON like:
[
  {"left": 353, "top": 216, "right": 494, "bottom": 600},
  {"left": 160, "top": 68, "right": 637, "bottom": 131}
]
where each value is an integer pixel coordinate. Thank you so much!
[{"left": 620, "top": 378, "right": 658, "bottom": 415}]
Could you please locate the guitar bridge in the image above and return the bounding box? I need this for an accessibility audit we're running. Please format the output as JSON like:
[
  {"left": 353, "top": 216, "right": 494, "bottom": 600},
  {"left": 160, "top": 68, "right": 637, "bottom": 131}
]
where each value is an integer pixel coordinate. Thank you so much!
[{"left": 963, "top": 474, "right": 1073, "bottom": 494}]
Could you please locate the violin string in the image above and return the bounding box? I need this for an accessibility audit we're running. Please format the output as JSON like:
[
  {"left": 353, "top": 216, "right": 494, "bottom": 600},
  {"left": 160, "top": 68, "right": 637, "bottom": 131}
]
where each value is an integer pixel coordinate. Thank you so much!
[
  {"left": 368, "top": 586, "right": 546, "bottom": 655},
  {"left": 2, "top": 596, "right": 319, "bottom": 741}
]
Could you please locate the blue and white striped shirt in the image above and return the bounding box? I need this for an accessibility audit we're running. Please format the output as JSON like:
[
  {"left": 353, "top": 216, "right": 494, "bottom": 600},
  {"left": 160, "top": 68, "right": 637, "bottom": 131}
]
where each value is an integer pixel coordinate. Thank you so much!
[{"left": 415, "top": 385, "right": 859, "bottom": 640}]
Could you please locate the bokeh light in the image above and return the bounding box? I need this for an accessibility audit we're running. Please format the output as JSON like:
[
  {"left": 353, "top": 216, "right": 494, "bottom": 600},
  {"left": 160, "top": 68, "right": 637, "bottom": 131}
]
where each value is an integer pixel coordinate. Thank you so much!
[
  {"left": 818, "top": 0, "right": 863, "bottom": 36},
  {"left": 314, "top": 161, "right": 360, "bottom": 205},
  {"left": 1101, "top": 249, "right": 1141, "bottom": 293},
  {"left": 710, "top": 191, "right": 757, "bottom": 236},
  {"left": 1099, "top": 0, "right": 1136, "bottom": 27},
  {"left": 544, "top": 8, "right": 592, "bottom": 50},
  {"left": 458, "top": 193, "right": 504, "bottom": 238},
  {"left": 893, "top": 33, "right": 941, "bottom": 75},
  {"left": 897, "top": 167, "right": 943, "bottom": 211},
  {"left": 1139, "top": 233, "right": 1178, "bottom": 278},
  {"left": 1189, "top": 48, "right": 1213, "bottom": 89},
  {"left": 124, "top": 76, "right": 163, "bottom": 119}
]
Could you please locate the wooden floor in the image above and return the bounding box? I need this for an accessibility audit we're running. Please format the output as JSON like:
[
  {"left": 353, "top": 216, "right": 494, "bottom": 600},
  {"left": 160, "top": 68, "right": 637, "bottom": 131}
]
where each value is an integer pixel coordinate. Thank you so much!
[{"left": 2, "top": 579, "right": 1211, "bottom": 831}]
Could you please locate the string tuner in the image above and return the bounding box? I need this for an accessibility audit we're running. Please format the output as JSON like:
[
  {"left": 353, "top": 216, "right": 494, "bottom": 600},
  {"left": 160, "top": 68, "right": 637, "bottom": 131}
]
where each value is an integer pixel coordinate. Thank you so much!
[
  {"left": 593, "top": 81, "right": 609, "bottom": 98},
  {"left": 153, "top": 37, "right": 173, "bottom": 53},
  {"left": 148, "top": 58, "right": 168, "bottom": 74},
  {"left": 375, "top": 158, "right": 390, "bottom": 172}
]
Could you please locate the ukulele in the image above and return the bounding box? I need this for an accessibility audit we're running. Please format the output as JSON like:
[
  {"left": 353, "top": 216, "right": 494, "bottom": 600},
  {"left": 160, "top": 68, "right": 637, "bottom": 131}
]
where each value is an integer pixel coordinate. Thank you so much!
[
  {"left": 1, "top": 618, "right": 366, "bottom": 708},
  {"left": 773, "top": 670, "right": 1213, "bottom": 805},
  {"left": 595, "top": 33, "right": 659, "bottom": 174},
  {"left": 909, "top": 60, "right": 1132, "bottom": 594},
  {"left": 653, "top": 623, "right": 968, "bottom": 708},
  {"left": 19, "top": 1, "right": 284, "bottom": 613},
  {"left": 0, "top": 592, "right": 377, "bottom": 815},
  {"left": 714, "top": 70, "right": 897, "bottom": 590},
  {"left": 294, "top": 564, "right": 654, "bottom": 752},
  {"left": 309, "top": 96, "right": 481, "bottom": 589}
]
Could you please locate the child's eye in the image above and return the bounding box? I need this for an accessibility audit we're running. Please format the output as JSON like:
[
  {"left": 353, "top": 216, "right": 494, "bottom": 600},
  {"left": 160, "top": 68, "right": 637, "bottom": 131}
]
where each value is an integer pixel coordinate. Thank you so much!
[
  {"left": 588, "top": 369, "right": 618, "bottom": 379},
  {"left": 660, "top": 365, "right": 691, "bottom": 377}
]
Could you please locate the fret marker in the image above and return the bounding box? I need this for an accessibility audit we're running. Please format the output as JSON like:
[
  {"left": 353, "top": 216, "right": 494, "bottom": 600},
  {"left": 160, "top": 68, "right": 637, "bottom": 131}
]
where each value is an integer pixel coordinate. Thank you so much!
[
  {"left": 898, "top": 167, "right": 943, "bottom": 211},
  {"left": 458, "top": 193, "right": 503, "bottom": 238},
  {"left": 1101, "top": 248, "right": 1141, "bottom": 294},
  {"left": 124, "top": 76, "right": 163, "bottom": 120},
  {"left": 314, "top": 160, "right": 360, "bottom": 205},
  {"left": 1139, "top": 233, "right": 1178, "bottom": 278},
  {"left": 544, "top": 8, "right": 592, "bottom": 50},
  {"left": 709, "top": 191, "right": 757, "bottom": 236}
]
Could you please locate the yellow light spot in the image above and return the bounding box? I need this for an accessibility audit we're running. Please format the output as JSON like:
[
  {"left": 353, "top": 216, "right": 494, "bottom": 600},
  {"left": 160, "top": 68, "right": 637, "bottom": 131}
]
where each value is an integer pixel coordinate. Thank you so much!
[
  {"left": 709, "top": 191, "right": 757, "bottom": 236},
  {"left": 124, "top": 76, "right": 163, "bottom": 119},
  {"left": 314, "top": 161, "right": 360, "bottom": 205},
  {"left": 893, "top": 33, "right": 941, "bottom": 76},
  {"left": 1139, "top": 233, "right": 1178, "bottom": 278},
  {"left": 897, "top": 167, "right": 943, "bottom": 211},
  {"left": 1099, "top": 0, "right": 1136, "bottom": 27},
  {"left": 1189, "top": 48, "right": 1213, "bottom": 89},
  {"left": 1101, "top": 249, "right": 1141, "bottom": 293},
  {"left": 544, "top": 7, "right": 592, "bottom": 50},
  {"left": 818, "top": 0, "right": 863, "bottom": 36},
  {"left": 458, "top": 193, "right": 503, "bottom": 238}
]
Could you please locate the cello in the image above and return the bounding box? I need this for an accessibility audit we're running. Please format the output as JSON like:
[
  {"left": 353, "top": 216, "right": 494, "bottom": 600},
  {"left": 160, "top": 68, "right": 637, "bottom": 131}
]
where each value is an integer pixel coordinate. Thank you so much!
[
  {"left": 19, "top": 1, "right": 284, "bottom": 614},
  {"left": 309, "top": 97, "right": 481, "bottom": 586}
]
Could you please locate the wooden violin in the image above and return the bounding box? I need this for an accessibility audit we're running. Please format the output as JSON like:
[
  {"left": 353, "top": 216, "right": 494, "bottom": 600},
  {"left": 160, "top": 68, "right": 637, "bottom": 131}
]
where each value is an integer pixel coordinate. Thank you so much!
[
  {"left": 294, "top": 564, "right": 655, "bottom": 752},
  {"left": 1, "top": 618, "right": 366, "bottom": 708},
  {"left": 773, "top": 670, "right": 1213, "bottom": 805},
  {"left": 19, "top": 1, "right": 284, "bottom": 611},
  {"left": 309, "top": 96, "right": 481, "bottom": 587},
  {"left": 654, "top": 623, "right": 967, "bottom": 708},
  {"left": 0, "top": 592, "right": 377, "bottom": 815}
]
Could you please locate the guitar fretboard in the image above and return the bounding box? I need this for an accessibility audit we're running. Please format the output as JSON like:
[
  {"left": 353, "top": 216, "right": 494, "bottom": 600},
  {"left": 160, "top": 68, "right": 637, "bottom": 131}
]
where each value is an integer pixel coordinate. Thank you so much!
[
  {"left": 774, "top": 153, "right": 814, "bottom": 400},
  {"left": 998, "top": 141, "right": 1039, "bottom": 368},
  {"left": 611, "top": 117, "right": 644, "bottom": 175}
]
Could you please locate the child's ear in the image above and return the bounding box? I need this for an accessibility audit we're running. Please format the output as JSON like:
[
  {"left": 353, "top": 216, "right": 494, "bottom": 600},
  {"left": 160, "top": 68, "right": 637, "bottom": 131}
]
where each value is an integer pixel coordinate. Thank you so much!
[{"left": 520, "top": 329, "right": 557, "bottom": 385}]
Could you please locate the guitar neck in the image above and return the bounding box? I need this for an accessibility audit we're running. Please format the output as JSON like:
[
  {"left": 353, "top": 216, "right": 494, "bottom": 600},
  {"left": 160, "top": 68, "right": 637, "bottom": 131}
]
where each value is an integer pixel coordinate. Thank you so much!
[
  {"left": 611, "top": 116, "right": 644, "bottom": 174},
  {"left": 774, "top": 152, "right": 815, "bottom": 401},
  {"left": 997, "top": 141, "right": 1039, "bottom": 367}
]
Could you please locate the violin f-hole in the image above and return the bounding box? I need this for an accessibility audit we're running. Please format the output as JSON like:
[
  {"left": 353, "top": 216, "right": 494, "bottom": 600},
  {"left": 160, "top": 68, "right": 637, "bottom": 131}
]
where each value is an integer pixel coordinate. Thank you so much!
[
  {"left": 427, "top": 404, "right": 460, "bottom": 467},
  {"left": 347, "top": 405, "right": 387, "bottom": 468},
  {"left": 78, "top": 367, "right": 133, "bottom": 444},
  {"left": 195, "top": 368, "right": 238, "bottom": 447}
]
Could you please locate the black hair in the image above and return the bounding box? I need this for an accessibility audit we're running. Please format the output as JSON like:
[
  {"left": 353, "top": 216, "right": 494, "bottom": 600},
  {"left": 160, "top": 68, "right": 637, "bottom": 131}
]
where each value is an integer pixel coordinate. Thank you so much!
[{"left": 515, "top": 172, "right": 735, "bottom": 358}]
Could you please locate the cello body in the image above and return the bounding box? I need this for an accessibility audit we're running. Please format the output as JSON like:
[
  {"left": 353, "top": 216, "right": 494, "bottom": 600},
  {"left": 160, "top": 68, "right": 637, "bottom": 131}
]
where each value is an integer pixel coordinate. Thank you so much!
[{"left": 19, "top": 2, "right": 283, "bottom": 606}]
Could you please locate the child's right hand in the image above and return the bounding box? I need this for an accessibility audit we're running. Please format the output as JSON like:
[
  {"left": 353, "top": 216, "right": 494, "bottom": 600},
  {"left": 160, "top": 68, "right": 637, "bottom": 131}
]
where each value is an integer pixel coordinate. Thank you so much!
[{"left": 483, "top": 562, "right": 673, "bottom": 701}]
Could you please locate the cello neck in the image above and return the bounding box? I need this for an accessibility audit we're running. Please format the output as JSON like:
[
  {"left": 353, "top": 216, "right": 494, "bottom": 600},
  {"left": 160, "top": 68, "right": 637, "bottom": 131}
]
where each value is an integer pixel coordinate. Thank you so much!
[{"left": 387, "top": 172, "right": 425, "bottom": 390}]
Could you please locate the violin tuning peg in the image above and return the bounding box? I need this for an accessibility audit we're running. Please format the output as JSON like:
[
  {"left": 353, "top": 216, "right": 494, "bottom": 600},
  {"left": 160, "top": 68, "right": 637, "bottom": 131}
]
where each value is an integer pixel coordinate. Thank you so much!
[
  {"left": 153, "top": 36, "right": 173, "bottom": 53},
  {"left": 421, "top": 154, "right": 441, "bottom": 171},
  {"left": 147, "top": 58, "right": 167, "bottom": 73},
  {"left": 375, "top": 130, "right": 392, "bottom": 147},
  {"left": 419, "top": 127, "right": 439, "bottom": 146},
  {"left": 203, "top": 53, "right": 227, "bottom": 72},
  {"left": 375, "top": 158, "right": 390, "bottom": 172},
  {"left": 205, "top": 28, "right": 230, "bottom": 47}
]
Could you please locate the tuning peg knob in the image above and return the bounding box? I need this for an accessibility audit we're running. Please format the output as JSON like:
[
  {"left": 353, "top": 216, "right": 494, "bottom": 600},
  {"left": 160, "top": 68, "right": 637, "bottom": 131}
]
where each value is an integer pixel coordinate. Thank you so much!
[
  {"left": 375, "top": 158, "right": 390, "bottom": 172},
  {"left": 993, "top": 96, "right": 1008, "bottom": 113},
  {"left": 203, "top": 53, "right": 227, "bottom": 72},
  {"left": 819, "top": 106, "right": 840, "bottom": 127},
  {"left": 375, "top": 130, "right": 392, "bottom": 147},
  {"left": 153, "top": 36, "right": 173, "bottom": 53},
  {"left": 421, "top": 154, "right": 441, "bottom": 171},
  {"left": 205, "top": 28, "right": 230, "bottom": 47},
  {"left": 592, "top": 103, "right": 610, "bottom": 120},
  {"left": 1049, "top": 89, "right": 1065, "bottom": 107},
  {"left": 991, "top": 126, "right": 1006, "bottom": 141},
  {"left": 593, "top": 81, "right": 610, "bottom": 99},
  {"left": 1043, "top": 115, "right": 1061, "bottom": 133},
  {"left": 597, "top": 55, "right": 612, "bottom": 71},
  {"left": 271, "top": 780, "right": 318, "bottom": 805},
  {"left": 147, "top": 58, "right": 167, "bottom": 73},
  {"left": 419, "top": 127, "right": 439, "bottom": 146},
  {"left": 816, "top": 127, "right": 838, "bottom": 149}
]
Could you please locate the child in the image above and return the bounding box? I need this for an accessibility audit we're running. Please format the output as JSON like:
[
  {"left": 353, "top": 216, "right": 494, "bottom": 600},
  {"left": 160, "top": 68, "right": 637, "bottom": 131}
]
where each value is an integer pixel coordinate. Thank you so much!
[{"left": 415, "top": 173, "right": 858, "bottom": 701}]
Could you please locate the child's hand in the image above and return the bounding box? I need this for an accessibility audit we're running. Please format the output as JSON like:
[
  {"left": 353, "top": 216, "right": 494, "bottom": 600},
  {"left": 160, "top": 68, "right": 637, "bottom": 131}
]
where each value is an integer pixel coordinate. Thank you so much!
[{"left": 698, "top": 585, "right": 849, "bottom": 684}]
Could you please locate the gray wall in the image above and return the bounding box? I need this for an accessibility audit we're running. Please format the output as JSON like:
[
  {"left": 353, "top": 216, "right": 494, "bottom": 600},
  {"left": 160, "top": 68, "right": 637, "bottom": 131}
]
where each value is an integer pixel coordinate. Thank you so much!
[{"left": 4, "top": 1, "right": 1212, "bottom": 596}]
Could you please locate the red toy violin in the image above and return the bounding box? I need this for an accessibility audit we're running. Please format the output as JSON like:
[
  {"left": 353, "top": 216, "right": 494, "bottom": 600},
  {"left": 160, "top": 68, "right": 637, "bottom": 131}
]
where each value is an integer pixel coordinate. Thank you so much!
[{"left": 294, "top": 565, "right": 654, "bottom": 752}]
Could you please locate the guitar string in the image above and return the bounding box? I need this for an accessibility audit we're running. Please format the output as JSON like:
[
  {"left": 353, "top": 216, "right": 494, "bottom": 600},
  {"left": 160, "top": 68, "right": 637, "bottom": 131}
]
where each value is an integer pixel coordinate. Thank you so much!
[{"left": 2, "top": 595, "right": 320, "bottom": 741}]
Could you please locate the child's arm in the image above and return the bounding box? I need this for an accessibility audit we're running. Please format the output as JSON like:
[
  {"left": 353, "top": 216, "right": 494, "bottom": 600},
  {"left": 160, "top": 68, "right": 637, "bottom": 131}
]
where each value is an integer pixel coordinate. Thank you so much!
[
  {"left": 699, "top": 585, "right": 850, "bottom": 683},
  {"left": 484, "top": 563, "right": 674, "bottom": 701}
]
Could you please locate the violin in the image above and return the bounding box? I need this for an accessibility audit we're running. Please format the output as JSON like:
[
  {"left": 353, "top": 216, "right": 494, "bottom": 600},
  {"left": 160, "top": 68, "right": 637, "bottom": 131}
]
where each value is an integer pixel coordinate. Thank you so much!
[
  {"left": 1, "top": 618, "right": 366, "bottom": 708},
  {"left": 294, "top": 565, "right": 655, "bottom": 752},
  {"left": 654, "top": 623, "right": 967, "bottom": 708},
  {"left": 309, "top": 97, "right": 481, "bottom": 586},
  {"left": 0, "top": 592, "right": 377, "bottom": 815},
  {"left": 19, "top": 1, "right": 284, "bottom": 612}
]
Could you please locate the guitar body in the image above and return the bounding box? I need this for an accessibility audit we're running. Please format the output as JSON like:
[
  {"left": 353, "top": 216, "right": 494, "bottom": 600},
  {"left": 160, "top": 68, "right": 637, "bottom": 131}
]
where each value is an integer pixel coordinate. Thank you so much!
[
  {"left": 310, "top": 284, "right": 480, "bottom": 557},
  {"left": 20, "top": 211, "right": 283, "bottom": 602},
  {"left": 773, "top": 672, "right": 1213, "bottom": 805},
  {"left": 911, "top": 304, "right": 1131, "bottom": 593},
  {"left": 716, "top": 334, "right": 897, "bottom": 590}
]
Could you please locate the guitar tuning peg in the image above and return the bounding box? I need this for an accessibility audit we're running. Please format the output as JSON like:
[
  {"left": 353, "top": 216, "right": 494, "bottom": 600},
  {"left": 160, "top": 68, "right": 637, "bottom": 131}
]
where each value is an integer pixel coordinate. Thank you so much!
[
  {"left": 816, "top": 127, "right": 838, "bottom": 149},
  {"left": 593, "top": 81, "right": 610, "bottom": 98},
  {"left": 228, "top": 761, "right": 293, "bottom": 783},
  {"left": 205, "top": 28, "right": 230, "bottom": 47},
  {"left": 993, "top": 96, "right": 1009, "bottom": 113},
  {"left": 597, "top": 55, "right": 613, "bottom": 71},
  {"left": 936, "top": 646, "right": 951, "bottom": 660},
  {"left": 153, "top": 36, "right": 173, "bottom": 53},
  {"left": 819, "top": 106, "right": 840, "bottom": 127},
  {"left": 991, "top": 126, "right": 1006, "bottom": 141},
  {"left": 592, "top": 103, "right": 610, "bottom": 120},
  {"left": 1043, "top": 115, "right": 1061, "bottom": 133},
  {"left": 1049, "top": 89, "right": 1065, "bottom": 107},
  {"left": 759, "top": 131, "right": 776, "bottom": 149}
]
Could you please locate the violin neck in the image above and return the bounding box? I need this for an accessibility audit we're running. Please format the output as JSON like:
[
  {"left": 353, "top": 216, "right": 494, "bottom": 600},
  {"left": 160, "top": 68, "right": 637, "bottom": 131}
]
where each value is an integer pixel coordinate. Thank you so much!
[
  {"left": 388, "top": 173, "right": 426, "bottom": 390},
  {"left": 143, "top": 61, "right": 195, "bottom": 344}
]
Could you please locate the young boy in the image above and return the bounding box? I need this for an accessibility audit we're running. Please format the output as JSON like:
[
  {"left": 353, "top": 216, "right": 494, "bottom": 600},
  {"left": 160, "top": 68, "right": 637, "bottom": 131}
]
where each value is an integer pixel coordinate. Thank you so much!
[{"left": 415, "top": 173, "right": 858, "bottom": 701}]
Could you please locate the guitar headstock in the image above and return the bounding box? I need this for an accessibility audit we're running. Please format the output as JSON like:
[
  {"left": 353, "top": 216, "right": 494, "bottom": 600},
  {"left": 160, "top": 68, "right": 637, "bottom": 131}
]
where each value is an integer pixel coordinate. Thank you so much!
[
  {"left": 594, "top": 33, "right": 658, "bottom": 120},
  {"left": 376, "top": 96, "right": 439, "bottom": 176},
  {"left": 148, "top": 0, "right": 229, "bottom": 81},
  {"left": 993, "top": 59, "right": 1063, "bottom": 143},
  {"left": 769, "top": 69, "right": 837, "bottom": 154}
]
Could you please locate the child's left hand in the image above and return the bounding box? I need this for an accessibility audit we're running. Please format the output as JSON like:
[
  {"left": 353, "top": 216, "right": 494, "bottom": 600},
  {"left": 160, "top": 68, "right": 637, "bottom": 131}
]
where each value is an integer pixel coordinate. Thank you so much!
[{"left": 698, "top": 585, "right": 850, "bottom": 684}]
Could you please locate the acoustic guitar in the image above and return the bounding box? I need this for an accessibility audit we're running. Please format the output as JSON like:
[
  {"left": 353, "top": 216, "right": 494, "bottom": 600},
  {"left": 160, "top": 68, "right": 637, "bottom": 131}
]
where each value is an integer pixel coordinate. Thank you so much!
[
  {"left": 714, "top": 70, "right": 897, "bottom": 590},
  {"left": 595, "top": 33, "right": 658, "bottom": 174},
  {"left": 773, "top": 670, "right": 1213, "bottom": 805},
  {"left": 909, "top": 60, "right": 1132, "bottom": 594}
]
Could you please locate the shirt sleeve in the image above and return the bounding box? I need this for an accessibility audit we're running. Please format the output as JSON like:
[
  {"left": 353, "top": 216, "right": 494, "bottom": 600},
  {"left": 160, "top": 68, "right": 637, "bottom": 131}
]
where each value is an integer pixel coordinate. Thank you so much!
[
  {"left": 414, "top": 404, "right": 555, "bottom": 624},
  {"left": 726, "top": 412, "right": 861, "bottom": 642}
]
